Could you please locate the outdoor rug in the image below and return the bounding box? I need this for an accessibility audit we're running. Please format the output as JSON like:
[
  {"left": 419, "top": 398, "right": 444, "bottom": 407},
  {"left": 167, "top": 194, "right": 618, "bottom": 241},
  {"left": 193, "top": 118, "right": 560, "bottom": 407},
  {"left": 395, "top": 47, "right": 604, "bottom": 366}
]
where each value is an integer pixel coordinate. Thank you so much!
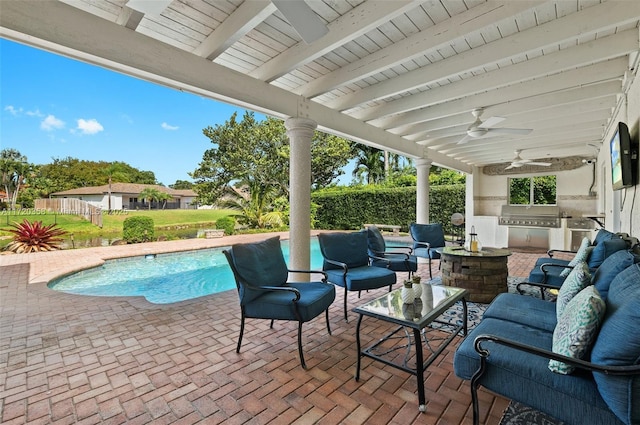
[{"left": 499, "top": 401, "right": 564, "bottom": 425}]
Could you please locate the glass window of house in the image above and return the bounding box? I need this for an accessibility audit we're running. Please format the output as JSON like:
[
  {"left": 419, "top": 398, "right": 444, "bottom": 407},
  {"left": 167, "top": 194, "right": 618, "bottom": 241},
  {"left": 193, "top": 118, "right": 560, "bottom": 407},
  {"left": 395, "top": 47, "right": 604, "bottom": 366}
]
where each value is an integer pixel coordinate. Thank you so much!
[{"left": 509, "top": 175, "right": 556, "bottom": 205}]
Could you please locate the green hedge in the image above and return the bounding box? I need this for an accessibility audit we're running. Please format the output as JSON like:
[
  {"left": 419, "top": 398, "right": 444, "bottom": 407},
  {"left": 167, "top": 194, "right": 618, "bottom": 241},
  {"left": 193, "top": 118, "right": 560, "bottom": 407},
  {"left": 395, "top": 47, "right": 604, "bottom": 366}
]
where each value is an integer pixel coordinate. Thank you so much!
[
  {"left": 311, "top": 185, "right": 465, "bottom": 235},
  {"left": 123, "top": 216, "right": 155, "bottom": 243}
]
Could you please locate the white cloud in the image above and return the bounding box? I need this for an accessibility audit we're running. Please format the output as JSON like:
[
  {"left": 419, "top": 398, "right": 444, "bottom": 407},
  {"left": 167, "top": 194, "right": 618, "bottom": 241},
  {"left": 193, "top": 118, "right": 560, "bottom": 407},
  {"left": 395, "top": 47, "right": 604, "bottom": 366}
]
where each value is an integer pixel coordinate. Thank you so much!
[
  {"left": 26, "top": 109, "right": 44, "bottom": 117},
  {"left": 4, "top": 105, "right": 22, "bottom": 116},
  {"left": 76, "top": 118, "right": 104, "bottom": 135},
  {"left": 41, "top": 114, "right": 65, "bottom": 131},
  {"left": 161, "top": 122, "right": 179, "bottom": 131}
]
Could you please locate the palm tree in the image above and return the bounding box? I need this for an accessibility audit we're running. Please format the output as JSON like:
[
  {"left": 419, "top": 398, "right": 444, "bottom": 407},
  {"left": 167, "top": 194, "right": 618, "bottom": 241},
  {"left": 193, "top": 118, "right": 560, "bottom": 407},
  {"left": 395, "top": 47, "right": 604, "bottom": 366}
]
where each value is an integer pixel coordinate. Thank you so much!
[
  {"left": 352, "top": 145, "right": 385, "bottom": 184},
  {"left": 0, "top": 149, "right": 29, "bottom": 209},
  {"left": 102, "top": 164, "right": 128, "bottom": 212},
  {"left": 218, "top": 180, "right": 284, "bottom": 229},
  {"left": 138, "top": 187, "right": 163, "bottom": 210}
]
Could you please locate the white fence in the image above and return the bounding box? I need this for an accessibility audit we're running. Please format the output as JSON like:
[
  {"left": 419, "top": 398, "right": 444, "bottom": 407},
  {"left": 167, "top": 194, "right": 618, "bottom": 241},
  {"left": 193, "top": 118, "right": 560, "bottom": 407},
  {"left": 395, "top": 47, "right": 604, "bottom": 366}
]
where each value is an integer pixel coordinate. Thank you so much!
[{"left": 34, "top": 198, "right": 103, "bottom": 228}]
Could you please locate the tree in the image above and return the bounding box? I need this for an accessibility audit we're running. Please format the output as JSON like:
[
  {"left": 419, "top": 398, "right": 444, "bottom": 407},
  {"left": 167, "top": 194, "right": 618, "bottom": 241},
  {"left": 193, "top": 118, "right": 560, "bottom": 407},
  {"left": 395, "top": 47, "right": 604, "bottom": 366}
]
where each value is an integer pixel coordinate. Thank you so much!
[
  {"left": 352, "top": 145, "right": 385, "bottom": 184},
  {"left": 170, "top": 180, "right": 194, "bottom": 190},
  {"left": 219, "top": 180, "right": 284, "bottom": 229},
  {"left": 138, "top": 187, "right": 164, "bottom": 210},
  {"left": 0, "top": 149, "right": 30, "bottom": 209},
  {"left": 191, "top": 111, "right": 353, "bottom": 206},
  {"left": 38, "top": 157, "right": 158, "bottom": 194}
]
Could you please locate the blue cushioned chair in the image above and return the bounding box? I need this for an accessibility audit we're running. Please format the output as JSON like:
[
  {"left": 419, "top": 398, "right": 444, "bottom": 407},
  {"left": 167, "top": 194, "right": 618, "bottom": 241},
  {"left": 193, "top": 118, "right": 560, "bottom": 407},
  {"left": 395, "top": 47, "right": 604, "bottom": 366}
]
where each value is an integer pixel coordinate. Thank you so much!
[
  {"left": 409, "top": 222, "right": 447, "bottom": 279},
  {"left": 365, "top": 225, "right": 417, "bottom": 279},
  {"left": 317, "top": 232, "right": 397, "bottom": 321},
  {"left": 223, "top": 236, "right": 336, "bottom": 369}
]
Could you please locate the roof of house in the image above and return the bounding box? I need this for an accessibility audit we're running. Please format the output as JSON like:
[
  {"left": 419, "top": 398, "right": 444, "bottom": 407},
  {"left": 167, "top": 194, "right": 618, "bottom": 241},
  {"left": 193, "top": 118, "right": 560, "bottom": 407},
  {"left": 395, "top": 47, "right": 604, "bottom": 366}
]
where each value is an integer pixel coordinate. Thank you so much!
[{"left": 51, "top": 183, "right": 197, "bottom": 197}]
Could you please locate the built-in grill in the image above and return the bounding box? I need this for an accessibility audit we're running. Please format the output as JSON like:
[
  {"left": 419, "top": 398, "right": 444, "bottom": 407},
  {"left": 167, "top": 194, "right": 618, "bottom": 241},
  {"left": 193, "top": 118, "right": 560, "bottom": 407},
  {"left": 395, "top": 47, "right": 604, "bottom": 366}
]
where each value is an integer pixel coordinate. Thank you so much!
[{"left": 499, "top": 205, "right": 561, "bottom": 228}]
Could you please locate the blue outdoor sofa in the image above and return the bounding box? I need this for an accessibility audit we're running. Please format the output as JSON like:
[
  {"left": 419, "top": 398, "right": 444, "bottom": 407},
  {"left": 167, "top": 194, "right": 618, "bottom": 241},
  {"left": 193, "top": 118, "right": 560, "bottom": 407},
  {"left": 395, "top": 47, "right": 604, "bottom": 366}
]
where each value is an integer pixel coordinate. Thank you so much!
[
  {"left": 454, "top": 248, "right": 640, "bottom": 425},
  {"left": 527, "top": 228, "right": 629, "bottom": 288}
]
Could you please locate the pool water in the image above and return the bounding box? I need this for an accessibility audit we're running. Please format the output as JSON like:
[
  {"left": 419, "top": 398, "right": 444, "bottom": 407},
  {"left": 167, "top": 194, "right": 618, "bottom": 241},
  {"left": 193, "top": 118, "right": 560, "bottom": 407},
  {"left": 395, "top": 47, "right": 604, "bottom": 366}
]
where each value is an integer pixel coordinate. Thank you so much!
[{"left": 49, "top": 239, "right": 325, "bottom": 304}]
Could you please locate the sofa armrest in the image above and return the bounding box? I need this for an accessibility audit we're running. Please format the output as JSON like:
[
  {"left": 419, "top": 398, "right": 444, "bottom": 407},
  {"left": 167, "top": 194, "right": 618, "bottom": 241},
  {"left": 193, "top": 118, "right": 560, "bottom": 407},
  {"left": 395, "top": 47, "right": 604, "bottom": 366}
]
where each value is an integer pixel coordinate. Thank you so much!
[
  {"left": 473, "top": 334, "right": 640, "bottom": 376},
  {"left": 547, "top": 248, "right": 578, "bottom": 258},
  {"left": 515, "top": 280, "right": 559, "bottom": 300}
]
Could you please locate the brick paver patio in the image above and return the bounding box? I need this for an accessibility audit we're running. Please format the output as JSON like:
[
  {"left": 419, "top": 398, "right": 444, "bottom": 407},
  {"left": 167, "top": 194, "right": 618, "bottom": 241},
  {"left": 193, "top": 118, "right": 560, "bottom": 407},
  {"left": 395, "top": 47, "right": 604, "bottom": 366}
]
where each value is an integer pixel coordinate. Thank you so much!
[{"left": 0, "top": 233, "right": 542, "bottom": 424}]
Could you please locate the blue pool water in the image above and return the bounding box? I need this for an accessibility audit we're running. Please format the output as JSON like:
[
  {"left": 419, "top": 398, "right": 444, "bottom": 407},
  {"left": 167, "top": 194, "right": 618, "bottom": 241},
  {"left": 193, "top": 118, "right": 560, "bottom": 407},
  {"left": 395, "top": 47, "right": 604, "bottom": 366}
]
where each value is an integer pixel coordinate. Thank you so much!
[{"left": 49, "top": 239, "right": 325, "bottom": 304}]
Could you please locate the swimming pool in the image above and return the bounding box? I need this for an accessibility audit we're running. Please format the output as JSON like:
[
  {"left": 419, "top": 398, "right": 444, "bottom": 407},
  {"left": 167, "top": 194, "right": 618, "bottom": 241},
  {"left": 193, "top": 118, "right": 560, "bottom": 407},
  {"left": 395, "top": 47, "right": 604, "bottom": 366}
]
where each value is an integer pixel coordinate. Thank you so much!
[{"left": 49, "top": 239, "right": 325, "bottom": 304}]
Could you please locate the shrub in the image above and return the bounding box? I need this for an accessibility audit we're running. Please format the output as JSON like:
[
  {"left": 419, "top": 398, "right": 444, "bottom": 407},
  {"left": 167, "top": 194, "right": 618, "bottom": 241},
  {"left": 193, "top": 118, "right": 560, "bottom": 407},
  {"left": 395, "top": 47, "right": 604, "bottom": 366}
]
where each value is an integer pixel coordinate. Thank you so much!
[
  {"left": 4, "top": 219, "right": 67, "bottom": 253},
  {"left": 123, "top": 216, "right": 154, "bottom": 243},
  {"left": 216, "top": 216, "right": 236, "bottom": 236}
]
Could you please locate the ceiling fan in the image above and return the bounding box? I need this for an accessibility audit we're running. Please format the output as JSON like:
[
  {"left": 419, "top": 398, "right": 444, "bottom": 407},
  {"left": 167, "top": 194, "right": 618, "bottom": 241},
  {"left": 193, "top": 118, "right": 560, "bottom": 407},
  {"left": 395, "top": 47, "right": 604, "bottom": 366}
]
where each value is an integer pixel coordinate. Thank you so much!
[
  {"left": 505, "top": 150, "right": 552, "bottom": 170},
  {"left": 457, "top": 108, "right": 533, "bottom": 144}
]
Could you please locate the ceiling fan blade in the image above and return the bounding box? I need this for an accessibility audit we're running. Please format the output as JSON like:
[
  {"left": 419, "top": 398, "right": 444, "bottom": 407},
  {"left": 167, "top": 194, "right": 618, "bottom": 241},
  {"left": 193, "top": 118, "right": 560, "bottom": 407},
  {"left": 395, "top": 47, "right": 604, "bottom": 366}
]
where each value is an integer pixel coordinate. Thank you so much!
[
  {"left": 273, "top": 0, "right": 328, "bottom": 44},
  {"left": 457, "top": 134, "right": 473, "bottom": 145},
  {"left": 504, "top": 164, "right": 515, "bottom": 170},
  {"left": 479, "top": 116, "right": 505, "bottom": 129},
  {"left": 487, "top": 127, "right": 533, "bottom": 135},
  {"left": 126, "top": 0, "right": 172, "bottom": 15},
  {"left": 528, "top": 162, "right": 552, "bottom": 166}
]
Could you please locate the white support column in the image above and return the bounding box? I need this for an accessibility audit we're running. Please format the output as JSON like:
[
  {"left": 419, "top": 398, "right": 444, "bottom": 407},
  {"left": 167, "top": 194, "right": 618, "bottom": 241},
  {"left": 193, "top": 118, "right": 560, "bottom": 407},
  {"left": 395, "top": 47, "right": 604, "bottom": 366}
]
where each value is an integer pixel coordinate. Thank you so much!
[
  {"left": 285, "top": 117, "right": 316, "bottom": 280},
  {"left": 416, "top": 158, "right": 432, "bottom": 224}
]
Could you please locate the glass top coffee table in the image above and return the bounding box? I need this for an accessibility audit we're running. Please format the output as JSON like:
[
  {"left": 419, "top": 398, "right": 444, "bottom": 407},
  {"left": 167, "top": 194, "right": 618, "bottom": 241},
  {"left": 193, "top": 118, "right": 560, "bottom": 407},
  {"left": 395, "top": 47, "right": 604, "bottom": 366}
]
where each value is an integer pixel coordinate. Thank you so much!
[{"left": 353, "top": 284, "right": 468, "bottom": 412}]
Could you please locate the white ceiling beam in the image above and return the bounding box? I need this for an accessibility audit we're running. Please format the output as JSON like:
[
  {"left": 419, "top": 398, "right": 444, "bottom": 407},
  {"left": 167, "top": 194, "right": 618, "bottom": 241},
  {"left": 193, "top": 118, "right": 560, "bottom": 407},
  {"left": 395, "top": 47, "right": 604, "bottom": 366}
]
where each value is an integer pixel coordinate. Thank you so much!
[
  {"left": 250, "top": 0, "right": 417, "bottom": 82},
  {"left": 297, "top": 1, "right": 544, "bottom": 98},
  {"left": 368, "top": 59, "right": 627, "bottom": 132},
  {"left": 361, "top": 29, "right": 637, "bottom": 125},
  {"left": 192, "top": 1, "right": 276, "bottom": 61},
  {"left": 328, "top": 1, "right": 640, "bottom": 111},
  {"left": 0, "top": 0, "right": 471, "bottom": 173},
  {"left": 413, "top": 98, "right": 617, "bottom": 139},
  {"left": 385, "top": 80, "right": 622, "bottom": 135},
  {"left": 116, "top": 6, "right": 144, "bottom": 30}
]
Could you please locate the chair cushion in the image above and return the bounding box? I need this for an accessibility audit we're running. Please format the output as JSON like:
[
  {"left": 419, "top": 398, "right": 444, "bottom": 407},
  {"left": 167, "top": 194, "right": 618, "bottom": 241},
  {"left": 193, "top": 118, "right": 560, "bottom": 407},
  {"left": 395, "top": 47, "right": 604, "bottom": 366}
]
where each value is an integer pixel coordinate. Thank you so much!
[
  {"left": 318, "top": 232, "right": 369, "bottom": 269},
  {"left": 556, "top": 261, "right": 591, "bottom": 319},
  {"left": 559, "top": 237, "right": 592, "bottom": 277},
  {"left": 528, "top": 264, "right": 569, "bottom": 288},
  {"left": 483, "top": 292, "right": 557, "bottom": 332},
  {"left": 549, "top": 285, "right": 606, "bottom": 374},
  {"left": 410, "top": 222, "right": 446, "bottom": 251},
  {"left": 588, "top": 237, "right": 628, "bottom": 269},
  {"left": 366, "top": 226, "right": 386, "bottom": 254},
  {"left": 592, "top": 250, "right": 637, "bottom": 301},
  {"left": 591, "top": 263, "right": 640, "bottom": 425},
  {"left": 231, "top": 236, "right": 288, "bottom": 304},
  {"left": 243, "top": 281, "right": 335, "bottom": 322},
  {"left": 324, "top": 265, "right": 396, "bottom": 292}
]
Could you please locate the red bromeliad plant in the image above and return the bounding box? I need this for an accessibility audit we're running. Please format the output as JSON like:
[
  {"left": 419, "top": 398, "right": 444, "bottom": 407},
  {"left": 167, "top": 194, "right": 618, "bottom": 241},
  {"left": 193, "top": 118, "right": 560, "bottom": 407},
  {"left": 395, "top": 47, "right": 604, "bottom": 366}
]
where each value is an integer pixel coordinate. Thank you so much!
[{"left": 4, "top": 219, "right": 68, "bottom": 253}]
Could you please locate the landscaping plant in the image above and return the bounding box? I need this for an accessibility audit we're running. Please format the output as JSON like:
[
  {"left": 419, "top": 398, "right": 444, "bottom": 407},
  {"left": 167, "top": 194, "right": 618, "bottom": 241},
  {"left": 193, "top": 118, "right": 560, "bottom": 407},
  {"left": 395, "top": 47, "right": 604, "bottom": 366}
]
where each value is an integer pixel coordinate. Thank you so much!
[{"left": 4, "top": 219, "right": 67, "bottom": 253}]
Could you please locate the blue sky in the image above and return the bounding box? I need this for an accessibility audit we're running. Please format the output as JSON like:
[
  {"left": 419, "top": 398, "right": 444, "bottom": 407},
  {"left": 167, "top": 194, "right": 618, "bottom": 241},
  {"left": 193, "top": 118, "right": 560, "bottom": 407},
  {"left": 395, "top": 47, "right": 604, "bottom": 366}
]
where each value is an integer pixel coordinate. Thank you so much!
[{"left": 0, "top": 39, "right": 254, "bottom": 186}]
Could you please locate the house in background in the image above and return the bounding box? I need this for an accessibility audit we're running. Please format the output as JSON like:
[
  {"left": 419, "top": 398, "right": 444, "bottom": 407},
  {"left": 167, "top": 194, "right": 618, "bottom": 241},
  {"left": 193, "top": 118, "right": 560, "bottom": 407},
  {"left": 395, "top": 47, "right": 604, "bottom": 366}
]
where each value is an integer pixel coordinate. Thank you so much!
[{"left": 50, "top": 183, "right": 197, "bottom": 210}]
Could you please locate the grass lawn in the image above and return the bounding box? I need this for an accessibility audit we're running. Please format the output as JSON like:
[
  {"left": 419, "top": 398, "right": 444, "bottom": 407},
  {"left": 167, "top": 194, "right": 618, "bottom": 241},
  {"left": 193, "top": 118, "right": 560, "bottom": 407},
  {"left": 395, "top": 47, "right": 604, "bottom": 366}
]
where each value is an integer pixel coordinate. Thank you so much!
[{"left": 0, "top": 209, "right": 236, "bottom": 242}]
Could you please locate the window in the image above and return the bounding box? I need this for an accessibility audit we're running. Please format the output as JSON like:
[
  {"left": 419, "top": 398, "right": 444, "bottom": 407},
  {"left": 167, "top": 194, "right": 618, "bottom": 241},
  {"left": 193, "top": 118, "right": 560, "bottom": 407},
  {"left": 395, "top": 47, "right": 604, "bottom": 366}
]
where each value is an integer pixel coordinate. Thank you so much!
[{"left": 509, "top": 175, "right": 556, "bottom": 205}]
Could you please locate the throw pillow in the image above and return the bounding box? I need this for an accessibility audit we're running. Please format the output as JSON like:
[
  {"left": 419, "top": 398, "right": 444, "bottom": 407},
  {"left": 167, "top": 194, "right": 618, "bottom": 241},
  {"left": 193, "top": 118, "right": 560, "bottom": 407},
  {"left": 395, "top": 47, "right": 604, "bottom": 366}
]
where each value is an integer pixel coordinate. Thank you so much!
[
  {"left": 559, "top": 237, "right": 592, "bottom": 278},
  {"left": 556, "top": 261, "right": 591, "bottom": 319},
  {"left": 549, "top": 285, "right": 606, "bottom": 374}
]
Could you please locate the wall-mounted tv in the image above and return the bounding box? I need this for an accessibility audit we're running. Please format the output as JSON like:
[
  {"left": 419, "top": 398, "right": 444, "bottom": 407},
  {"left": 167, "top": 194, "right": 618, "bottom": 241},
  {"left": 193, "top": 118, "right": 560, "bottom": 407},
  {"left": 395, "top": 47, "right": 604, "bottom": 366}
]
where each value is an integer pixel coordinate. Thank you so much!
[{"left": 610, "top": 122, "right": 638, "bottom": 191}]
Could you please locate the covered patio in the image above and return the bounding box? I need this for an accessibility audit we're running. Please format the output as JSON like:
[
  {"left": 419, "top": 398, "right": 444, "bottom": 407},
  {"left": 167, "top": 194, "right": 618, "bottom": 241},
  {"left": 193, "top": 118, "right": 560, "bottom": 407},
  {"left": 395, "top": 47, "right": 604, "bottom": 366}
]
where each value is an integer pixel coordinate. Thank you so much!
[{"left": 0, "top": 234, "right": 542, "bottom": 424}]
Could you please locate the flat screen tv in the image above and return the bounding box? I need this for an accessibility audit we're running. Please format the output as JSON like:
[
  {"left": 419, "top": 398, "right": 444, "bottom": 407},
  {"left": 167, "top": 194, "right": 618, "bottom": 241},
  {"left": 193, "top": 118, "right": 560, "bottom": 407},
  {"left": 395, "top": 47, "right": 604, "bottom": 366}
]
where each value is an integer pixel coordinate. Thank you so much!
[{"left": 610, "top": 122, "right": 638, "bottom": 191}]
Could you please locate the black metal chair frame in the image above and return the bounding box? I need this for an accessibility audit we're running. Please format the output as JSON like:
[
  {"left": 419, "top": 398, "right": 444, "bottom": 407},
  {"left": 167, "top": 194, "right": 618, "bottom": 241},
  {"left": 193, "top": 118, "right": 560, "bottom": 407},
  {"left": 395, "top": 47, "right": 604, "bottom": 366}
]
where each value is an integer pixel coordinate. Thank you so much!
[
  {"left": 223, "top": 250, "right": 332, "bottom": 369},
  {"left": 469, "top": 334, "right": 640, "bottom": 425},
  {"left": 321, "top": 256, "right": 394, "bottom": 321}
]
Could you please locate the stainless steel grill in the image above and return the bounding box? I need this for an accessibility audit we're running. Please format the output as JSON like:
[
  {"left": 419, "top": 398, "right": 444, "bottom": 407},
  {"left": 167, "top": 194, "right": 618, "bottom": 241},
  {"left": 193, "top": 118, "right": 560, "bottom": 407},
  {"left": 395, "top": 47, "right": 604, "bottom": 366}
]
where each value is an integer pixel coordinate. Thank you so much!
[{"left": 498, "top": 205, "right": 561, "bottom": 228}]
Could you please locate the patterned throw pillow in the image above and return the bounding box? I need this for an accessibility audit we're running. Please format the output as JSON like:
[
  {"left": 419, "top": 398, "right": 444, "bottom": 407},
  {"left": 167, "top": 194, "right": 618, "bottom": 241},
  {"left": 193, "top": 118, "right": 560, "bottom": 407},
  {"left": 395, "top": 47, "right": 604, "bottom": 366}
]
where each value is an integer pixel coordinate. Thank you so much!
[
  {"left": 559, "top": 237, "right": 593, "bottom": 278},
  {"left": 556, "top": 261, "right": 591, "bottom": 319},
  {"left": 549, "top": 286, "right": 606, "bottom": 374}
]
